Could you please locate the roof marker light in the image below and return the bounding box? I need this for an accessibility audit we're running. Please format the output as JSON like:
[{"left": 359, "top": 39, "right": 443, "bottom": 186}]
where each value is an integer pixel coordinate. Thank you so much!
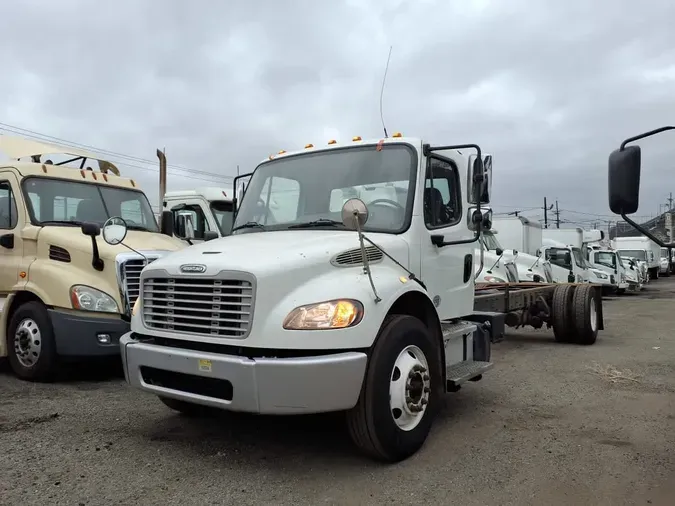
[
  {"left": 352, "top": 136, "right": 362, "bottom": 141},
  {"left": 305, "top": 143, "right": 314, "bottom": 149},
  {"left": 278, "top": 150, "right": 287, "bottom": 154},
  {"left": 328, "top": 139, "right": 337, "bottom": 145},
  {"left": 392, "top": 132, "right": 403, "bottom": 138}
]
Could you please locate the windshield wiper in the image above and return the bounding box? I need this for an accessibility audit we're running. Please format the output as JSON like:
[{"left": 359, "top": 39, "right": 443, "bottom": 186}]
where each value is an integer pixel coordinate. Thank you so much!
[
  {"left": 288, "top": 219, "right": 345, "bottom": 229},
  {"left": 126, "top": 224, "right": 151, "bottom": 232},
  {"left": 40, "top": 220, "right": 84, "bottom": 227},
  {"left": 231, "top": 221, "right": 266, "bottom": 232}
]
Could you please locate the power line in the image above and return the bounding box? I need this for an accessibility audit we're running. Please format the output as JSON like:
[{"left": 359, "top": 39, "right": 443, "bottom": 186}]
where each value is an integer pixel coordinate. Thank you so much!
[{"left": 0, "top": 121, "right": 234, "bottom": 182}]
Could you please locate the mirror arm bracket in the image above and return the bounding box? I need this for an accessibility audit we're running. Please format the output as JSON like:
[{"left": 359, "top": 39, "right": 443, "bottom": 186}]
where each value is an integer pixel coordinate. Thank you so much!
[
  {"left": 89, "top": 237, "right": 104, "bottom": 271},
  {"left": 621, "top": 212, "right": 675, "bottom": 248}
]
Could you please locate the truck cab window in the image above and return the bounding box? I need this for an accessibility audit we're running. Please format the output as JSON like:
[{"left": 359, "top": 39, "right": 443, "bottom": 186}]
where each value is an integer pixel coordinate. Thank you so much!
[
  {"left": 0, "top": 182, "right": 18, "bottom": 229},
  {"left": 171, "top": 204, "right": 209, "bottom": 239},
  {"left": 424, "top": 158, "right": 460, "bottom": 229},
  {"left": 257, "top": 177, "right": 300, "bottom": 225}
]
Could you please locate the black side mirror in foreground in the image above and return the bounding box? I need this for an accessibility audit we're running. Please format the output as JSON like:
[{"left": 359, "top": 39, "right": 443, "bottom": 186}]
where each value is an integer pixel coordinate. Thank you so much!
[{"left": 608, "top": 145, "right": 641, "bottom": 215}]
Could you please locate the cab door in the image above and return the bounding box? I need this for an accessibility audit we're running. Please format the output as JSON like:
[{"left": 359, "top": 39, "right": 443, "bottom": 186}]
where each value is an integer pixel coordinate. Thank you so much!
[
  {"left": 0, "top": 172, "right": 26, "bottom": 304},
  {"left": 419, "top": 154, "right": 474, "bottom": 320}
]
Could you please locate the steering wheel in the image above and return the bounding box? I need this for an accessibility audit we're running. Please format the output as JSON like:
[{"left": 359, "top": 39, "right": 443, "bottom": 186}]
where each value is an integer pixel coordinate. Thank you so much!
[{"left": 368, "top": 198, "right": 404, "bottom": 212}]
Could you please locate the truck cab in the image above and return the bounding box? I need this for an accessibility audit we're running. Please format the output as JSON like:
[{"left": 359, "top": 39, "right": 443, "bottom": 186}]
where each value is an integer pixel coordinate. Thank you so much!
[
  {"left": 541, "top": 239, "right": 590, "bottom": 283},
  {"left": 587, "top": 247, "right": 630, "bottom": 294},
  {"left": 479, "top": 229, "right": 553, "bottom": 283},
  {"left": 119, "top": 134, "right": 509, "bottom": 461},
  {"left": 611, "top": 236, "right": 660, "bottom": 281},
  {"left": 0, "top": 135, "right": 186, "bottom": 381},
  {"left": 163, "top": 187, "right": 234, "bottom": 242}
]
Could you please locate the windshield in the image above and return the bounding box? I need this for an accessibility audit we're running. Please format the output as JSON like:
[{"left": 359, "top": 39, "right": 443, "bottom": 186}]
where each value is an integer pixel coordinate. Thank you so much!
[
  {"left": 482, "top": 231, "right": 503, "bottom": 251},
  {"left": 618, "top": 249, "right": 646, "bottom": 261},
  {"left": 594, "top": 251, "right": 616, "bottom": 269},
  {"left": 210, "top": 200, "right": 234, "bottom": 236},
  {"left": 545, "top": 247, "right": 572, "bottom": 269},
  {"left": 23, "top": 177, "right": 158, "bottom": 231},
  {"left": 232, "top": 144, "right": 417, "bottom": 234}
]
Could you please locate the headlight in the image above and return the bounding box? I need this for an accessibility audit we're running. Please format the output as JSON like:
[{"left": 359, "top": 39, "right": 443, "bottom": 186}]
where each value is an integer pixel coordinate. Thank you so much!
[
  {"left": 70, "top": 285, "right": 119, "bottom": 313},
  {"left": 131, "top": 296, "right": 141, "bottom": 317},
  {"left": 594, "top": 272, "right": 608, "bottom": 279},
  {"left": 283, "top": 299, "right": 363, "bottom": 330}
]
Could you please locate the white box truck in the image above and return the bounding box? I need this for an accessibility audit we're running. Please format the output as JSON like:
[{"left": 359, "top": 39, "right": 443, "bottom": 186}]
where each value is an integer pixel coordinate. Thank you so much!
[
  {"left": 491, "top": 216, "right": 542, "bottom": 256},
  {"left": 611, "top": 236, "right": 661, "bottom": 281}
]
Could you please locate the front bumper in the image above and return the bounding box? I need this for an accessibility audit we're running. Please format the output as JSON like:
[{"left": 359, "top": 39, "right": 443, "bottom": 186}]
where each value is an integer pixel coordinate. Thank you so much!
[
  {"left": 120, "top": 333, "right": 368, "bottom": 415},
  {"left": 49, "top": 309, "right": 129, "bottom": 357}
]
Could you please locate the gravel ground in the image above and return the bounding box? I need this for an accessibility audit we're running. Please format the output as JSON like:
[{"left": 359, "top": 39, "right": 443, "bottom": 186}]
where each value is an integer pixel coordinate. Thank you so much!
[{"left": 1, "top": 280, "right": 675, "bottom": 506}]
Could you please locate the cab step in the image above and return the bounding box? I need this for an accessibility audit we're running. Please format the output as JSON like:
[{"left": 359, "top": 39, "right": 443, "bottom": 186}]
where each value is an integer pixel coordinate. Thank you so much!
[
  {"left": 441, "top": 321, "right": 477, "bottom": 343},
  {"left": 446, "top": 360, "right": 493, "bottom": 389}
]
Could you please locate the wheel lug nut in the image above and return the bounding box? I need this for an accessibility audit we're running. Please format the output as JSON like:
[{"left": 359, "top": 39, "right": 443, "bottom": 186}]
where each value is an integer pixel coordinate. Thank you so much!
[
  {"left": 424, "top": 387, "right": 430, "bottom": 393},
  {"left": 423, "top": 374, "right": 430, "bottom": 381},
  {"left": 421, "top": 398, "right": 428, "bottom": 405}
]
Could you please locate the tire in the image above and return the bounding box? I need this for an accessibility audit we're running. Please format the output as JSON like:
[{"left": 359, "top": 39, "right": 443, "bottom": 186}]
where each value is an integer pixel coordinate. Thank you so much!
[
  {"left": 159, "top": 396, "right": 212, "bottom": 417},
  {"left": 346, "top": 314, "right": 441, "bottom": 462},
  {"left": 6, "top": 301, "right": 58, "bottom": 382},
  {"left": 551, "top": 285, "right": 576, "bottom": 343},
  {"left": 571, "top": 285, "right": 599, "bottom": 345}
]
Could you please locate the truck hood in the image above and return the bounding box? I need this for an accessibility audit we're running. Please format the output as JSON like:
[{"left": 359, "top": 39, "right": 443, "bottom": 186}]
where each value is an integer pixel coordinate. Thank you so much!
[
  {"left": 145, "top": 230, "right": 409, "bottom": 277},
  {"left": 36, "top": 226, "right": 185, "bottom": 260}
]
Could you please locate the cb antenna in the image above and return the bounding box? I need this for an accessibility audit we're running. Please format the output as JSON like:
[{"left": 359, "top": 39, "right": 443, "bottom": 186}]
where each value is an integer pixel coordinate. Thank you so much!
[{"left": 379, "top": 46, "right": 393, "bottom": 138}]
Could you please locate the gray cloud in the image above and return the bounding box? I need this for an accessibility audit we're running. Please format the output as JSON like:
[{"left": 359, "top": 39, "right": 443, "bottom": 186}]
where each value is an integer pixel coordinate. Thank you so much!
[{"left": 1, "top": 0, "right": 674, "bottom": 226}]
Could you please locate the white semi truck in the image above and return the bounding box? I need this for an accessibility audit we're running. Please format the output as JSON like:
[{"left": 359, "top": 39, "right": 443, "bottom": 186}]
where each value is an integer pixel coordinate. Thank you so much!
[
  {"left": 611, "top": 236, "right": 661, "bottom": 281},
  {"left": 115, "top": 134, "right": 604, "bottom": 462}
]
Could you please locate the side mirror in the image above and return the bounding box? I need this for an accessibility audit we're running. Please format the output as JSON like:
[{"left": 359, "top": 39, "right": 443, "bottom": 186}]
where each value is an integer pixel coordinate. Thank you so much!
[
  {"left": 80, "top": 222, "right": 101, "bottom": 237},
  {"left": 608, "top": 145, "right": 641, "bottom": 214},
  {"left": 160, "top": 210, "right": 173, "bottom": 236},
  {"left": 102, "top": 216, "right": 128, "bottom": 245},
  {"left": 203, "top": 230, "right": 219, "bottom": 242},
  {"left": 467, "top": 154, "right": 492, "bottom": 204},
  {"left": 176, "top": 212, "right": 195, "bottom": 240}
]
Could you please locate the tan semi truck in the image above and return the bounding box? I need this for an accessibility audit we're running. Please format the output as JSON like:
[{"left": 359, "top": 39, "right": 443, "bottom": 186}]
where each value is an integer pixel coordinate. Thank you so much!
[{"left": 0, "top": 135, "right": 186, "bottom": 381}]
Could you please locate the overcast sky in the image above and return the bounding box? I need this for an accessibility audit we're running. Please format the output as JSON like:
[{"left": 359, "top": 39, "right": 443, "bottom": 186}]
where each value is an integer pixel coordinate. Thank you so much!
[{"left": 1, "top": 0, "right": 674, "bottom": 227}]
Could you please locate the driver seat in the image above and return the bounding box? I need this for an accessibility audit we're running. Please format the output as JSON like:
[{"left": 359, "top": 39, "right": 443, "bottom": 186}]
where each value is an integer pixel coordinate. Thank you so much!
[
  {"left": 76, "top": 199, "right": 108, "bottom": 223},
  {"left": 423, "top": 187, "right": 444, "bottom": 226}
]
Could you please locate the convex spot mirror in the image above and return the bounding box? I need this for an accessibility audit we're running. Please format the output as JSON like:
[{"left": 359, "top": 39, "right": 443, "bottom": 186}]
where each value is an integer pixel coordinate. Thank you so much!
[
  {"left": 341, "top": 198, "right": 369, "bottom": 230},
  {"left": 468, "top": 207, "right": 492, "bottom": 231},
  {"left": 608, "top": 145, "right": 641, "bottom": 215},
  {"left": 102, "top": 216, "right": 128, "bottom": 245}
]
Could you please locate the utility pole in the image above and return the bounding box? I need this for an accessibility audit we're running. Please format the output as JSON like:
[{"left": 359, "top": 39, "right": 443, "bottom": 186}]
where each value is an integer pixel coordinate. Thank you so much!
[
  {"left": 237, "top": 164, "right": 240, "bottom": 176},
  {"left": 543, "top": 197, "right": 553, "bottom": 228},
  {"left": 556, "top": 201, "right": 561, "bottom": 228},
  {"left": 668, "top": 192, "right": 674, "bottom": 210}
]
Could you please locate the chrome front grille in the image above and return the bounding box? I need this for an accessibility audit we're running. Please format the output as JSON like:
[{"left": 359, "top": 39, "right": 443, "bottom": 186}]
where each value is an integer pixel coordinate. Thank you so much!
[
  {"left": 121, "top": 257, "right": 158, "bottom": 309},
  {"left": 142, "top": 275, "right": 253, "bottom": 338}
]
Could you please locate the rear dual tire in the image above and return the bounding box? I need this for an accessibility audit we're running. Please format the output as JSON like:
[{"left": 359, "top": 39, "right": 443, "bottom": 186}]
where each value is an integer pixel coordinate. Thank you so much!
[{"left": 551, "top": 284, "right": 599, "bottom": 345}]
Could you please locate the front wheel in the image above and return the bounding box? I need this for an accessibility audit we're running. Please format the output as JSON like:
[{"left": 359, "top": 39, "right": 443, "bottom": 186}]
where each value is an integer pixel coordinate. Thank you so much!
[
  {"left": 346, "top": 314, "right": 441, "bottom": 462},
  {"left": 7, "top": 301, "right": 58, "bottom": 381}
]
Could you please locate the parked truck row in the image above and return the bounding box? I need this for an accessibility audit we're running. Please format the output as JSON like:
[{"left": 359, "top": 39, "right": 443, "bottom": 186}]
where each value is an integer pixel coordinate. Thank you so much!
[{"left": 0, "top": 130, "right": 656, "bottom": 463}]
